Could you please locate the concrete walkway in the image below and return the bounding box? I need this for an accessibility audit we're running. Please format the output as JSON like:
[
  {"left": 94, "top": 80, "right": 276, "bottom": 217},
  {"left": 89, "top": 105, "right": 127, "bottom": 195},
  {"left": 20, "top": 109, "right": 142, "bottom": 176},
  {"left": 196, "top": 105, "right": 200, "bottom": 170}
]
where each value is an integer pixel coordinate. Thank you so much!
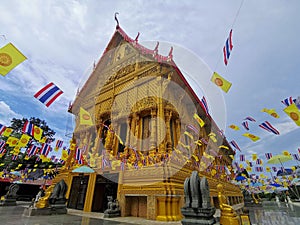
[{"left": 1, "top": 201, "right": 300, "bottom": 225}]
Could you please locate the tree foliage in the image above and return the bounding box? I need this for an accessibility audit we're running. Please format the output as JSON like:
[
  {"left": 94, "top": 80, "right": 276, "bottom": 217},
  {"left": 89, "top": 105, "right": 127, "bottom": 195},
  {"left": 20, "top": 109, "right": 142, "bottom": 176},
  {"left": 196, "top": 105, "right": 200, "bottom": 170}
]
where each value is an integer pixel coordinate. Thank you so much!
[
  {"left": 0, "top": 117, "right": 59, "bottom": 172},
  {"left": 10, "top": 117, "right": 56, "bottom": 142}
]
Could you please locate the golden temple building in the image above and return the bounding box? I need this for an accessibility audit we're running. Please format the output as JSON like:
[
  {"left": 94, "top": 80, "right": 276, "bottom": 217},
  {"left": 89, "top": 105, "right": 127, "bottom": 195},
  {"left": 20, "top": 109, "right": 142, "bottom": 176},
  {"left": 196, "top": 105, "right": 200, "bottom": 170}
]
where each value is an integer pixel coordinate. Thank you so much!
[{"left": 53, "top": 22, "right": 244, "bottom": 221}]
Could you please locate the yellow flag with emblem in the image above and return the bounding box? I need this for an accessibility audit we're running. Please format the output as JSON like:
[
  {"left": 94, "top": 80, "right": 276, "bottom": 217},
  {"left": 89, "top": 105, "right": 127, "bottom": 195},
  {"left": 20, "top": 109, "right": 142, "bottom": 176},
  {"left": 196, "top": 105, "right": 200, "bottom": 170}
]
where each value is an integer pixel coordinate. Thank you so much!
[
  {"left": 79, "top": 107, "right": 94, "bottom": 125},
  {"left": 2, "top": 127, "right": 13, "bottom": 137},
  {"left": 242, "top": 133, "right": 260, "bottom": 142},
  {"left": 261, "top": 108, "right": 280, "bottom": 118},
  {"left": 283, "top": 103, "right": 300, "bottom": 126},
  {"left": 193, "top": 113, "right": 205, "bottom": 127},
  {"left": 0, "top": 43, "right": 27, "bottom": 76},
  {"left": 228, "top": 124, "right": 240, "bottom": 130},
  {"left": 6, "top": 136, "right": 19, "bottom": 146},
  {"left": 33, "top": 125, "right": 43, "bottom": 141},
  {"left": 282, "top": 150, "right": 290, "bottom": 156},
  {"left": 211, "top": 72, "right": 232, "bottom": 93},
  {"left": 61, "top": 149, "right": 69, "bottom": 161},
  {"left": 17, "top": 134, "right": 31, "bottom": 147}
]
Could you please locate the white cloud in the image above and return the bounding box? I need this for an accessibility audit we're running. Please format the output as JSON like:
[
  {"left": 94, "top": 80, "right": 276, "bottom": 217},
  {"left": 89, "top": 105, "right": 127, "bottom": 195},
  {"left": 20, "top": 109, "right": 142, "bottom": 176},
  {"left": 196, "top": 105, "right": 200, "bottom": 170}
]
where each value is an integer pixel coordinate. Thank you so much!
[{"left": 0, "top": 101, "right": 22, "bottom": 125}]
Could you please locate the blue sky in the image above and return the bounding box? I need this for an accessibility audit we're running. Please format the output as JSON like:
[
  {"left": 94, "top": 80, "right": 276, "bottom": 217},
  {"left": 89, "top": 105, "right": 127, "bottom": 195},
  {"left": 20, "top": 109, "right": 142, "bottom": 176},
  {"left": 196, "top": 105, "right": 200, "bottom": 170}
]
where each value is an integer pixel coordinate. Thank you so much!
[{"left": 0, "top": 0, "right": 299, "bottom": 170}]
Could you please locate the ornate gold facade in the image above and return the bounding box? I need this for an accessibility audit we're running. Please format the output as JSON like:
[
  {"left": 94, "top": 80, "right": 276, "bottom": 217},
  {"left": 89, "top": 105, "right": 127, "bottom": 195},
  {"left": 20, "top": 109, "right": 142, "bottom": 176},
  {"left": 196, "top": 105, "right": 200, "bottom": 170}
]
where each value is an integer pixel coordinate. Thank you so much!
[{"left": 59, "top": 25, "right": 244, "bottom": 221}]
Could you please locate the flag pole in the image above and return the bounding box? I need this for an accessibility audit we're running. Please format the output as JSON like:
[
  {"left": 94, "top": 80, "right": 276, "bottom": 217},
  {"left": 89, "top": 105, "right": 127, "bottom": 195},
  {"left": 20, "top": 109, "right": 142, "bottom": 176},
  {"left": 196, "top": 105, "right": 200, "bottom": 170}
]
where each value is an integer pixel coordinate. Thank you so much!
[{"left": 278, "top": 158, "right": 285, "bottom": 172}]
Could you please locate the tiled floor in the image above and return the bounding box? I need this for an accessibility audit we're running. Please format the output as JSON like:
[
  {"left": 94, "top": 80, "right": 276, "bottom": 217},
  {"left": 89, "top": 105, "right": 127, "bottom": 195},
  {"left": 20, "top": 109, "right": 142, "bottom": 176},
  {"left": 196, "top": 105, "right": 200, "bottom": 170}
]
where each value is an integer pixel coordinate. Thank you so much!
[{"left": 0, "top": 201, "right": 300, "bottom": 225}]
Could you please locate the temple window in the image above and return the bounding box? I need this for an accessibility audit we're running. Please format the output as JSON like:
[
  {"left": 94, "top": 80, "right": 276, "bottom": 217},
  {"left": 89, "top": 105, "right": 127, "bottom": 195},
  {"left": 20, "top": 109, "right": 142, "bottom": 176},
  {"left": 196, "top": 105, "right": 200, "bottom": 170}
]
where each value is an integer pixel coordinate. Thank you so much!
[
  {"left": 101, "top": 119, "right": 111, "bottom": 146},
  {"left": 117, "top": 122, "right": 127, "bottom": 153}
]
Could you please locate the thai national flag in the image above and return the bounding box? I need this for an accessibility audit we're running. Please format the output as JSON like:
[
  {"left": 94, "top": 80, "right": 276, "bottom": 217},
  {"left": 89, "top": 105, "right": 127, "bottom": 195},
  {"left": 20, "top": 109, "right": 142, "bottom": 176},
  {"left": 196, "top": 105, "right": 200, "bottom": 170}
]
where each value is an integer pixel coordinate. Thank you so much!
[
  {"left": 259, "top": 121, "right": 280, "bottom": 135},
  {"left": 75, "top": 147, "right": 82, "bottom": 160},
  {"left": 223, "top": 29, "right": 233, "bottom": 65},
  {"left": 0, "top": 147, "right": 6, "bottom": 154},
  {"left": 200, "top": 96, "right": 209, "bottom": 115},
  {"left": 55, "top": 140, "right": 63, "bottom": 149},
  {"left": 22, "top": 120, "right": 34, "bottom": 136},
  {"left": 229, "top": 140, "right": 241, "bottom": 151},
  {"left": 0, "top": 124, "right": 6, "bottom": 135},
  {"left": 292, "top": 154, "right": 300, "bottom": 161},
  {"left": 242, "top": 121, "right": 249, "bottom": 130},
  {"left": 0, "top": 140, "right": 5, "bottom": 149},
  {"left": 281, "top": 96, "right": 295, "bottom": 107},
  {"left": 34, "top": 82, "right": 63, "bottom": 107},
  {"left": 244, "top": 116, "right": 256, "bottom": 122},
  {"left": 255, "top": 167, "right": 263, "bottom": 172},
  {"left": 40, "top": 143, "right": 51, "bottom": 156},
  {"left": 256, "top": 159, "right": 262, "bottom": 165},
  {"left": 27, "top": 145, "right": 39, "bottom": 157},
  {"left": 12, "top": 155, "right": 18, "bottom": 161},
  {"left": 265, "top": 153, "right": 273, "bottom": 160},
  {"left": 239, "top": 154, "right": 245, "bottom": 161}
]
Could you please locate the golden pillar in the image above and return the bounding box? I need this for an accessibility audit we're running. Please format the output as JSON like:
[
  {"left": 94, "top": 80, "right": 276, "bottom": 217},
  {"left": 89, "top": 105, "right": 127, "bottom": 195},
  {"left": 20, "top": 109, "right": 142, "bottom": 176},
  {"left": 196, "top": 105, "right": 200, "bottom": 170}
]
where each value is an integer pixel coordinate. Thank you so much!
[
  {"left": 124, "top": 117, "right": 131, "bottom": 152},
  {"left": 157, "top": 78, "right": 165, "bottom": 153},
  {"left": 150, "top": 108, "right": 157, "bottom": 151},
  {"left": 165, "top": 110, "right": 172, "bottom": 153},
  {"left": 83, "top": 173, "right": 96, "bottom": 212},
  {"left": 130, "top": 113, "right": 137, "bottom": 150}
]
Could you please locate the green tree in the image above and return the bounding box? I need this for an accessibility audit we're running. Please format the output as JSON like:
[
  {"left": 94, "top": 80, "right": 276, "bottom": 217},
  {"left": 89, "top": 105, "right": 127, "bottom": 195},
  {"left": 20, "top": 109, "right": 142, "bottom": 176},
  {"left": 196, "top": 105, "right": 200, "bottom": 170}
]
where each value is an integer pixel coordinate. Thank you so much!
[
  {"left": 10, "top": 117, "right": 55, "bottom": 142},
  {"left": 0, "top": 117, "right": 58, "bottom": 172}
]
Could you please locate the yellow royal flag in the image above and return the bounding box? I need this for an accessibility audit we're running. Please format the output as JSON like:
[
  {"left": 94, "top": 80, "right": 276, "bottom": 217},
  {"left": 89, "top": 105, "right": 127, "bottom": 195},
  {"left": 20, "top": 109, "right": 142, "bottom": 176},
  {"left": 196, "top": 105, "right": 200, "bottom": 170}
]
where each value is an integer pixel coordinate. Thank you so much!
[
  {"left": 6, "top": 136, "right": 19, "bottom": 146},
  {"left": 219, "top": 145, "right": 229, "bottom": 149},
  {"left": 2, "top": 127, "right": 13, "bottom": 137},
  {"left": 39, "top": 136, "right": 47, "bottom": 144},
  {"left": 79, "top": 107, "right": 94, "bottom": 125},
  {"left": 17, "top": 134, "right": 31, "bottom": 147},
  {"left": 13, "top": 146, "right": 21, "bottom": 153},
  {"left": 208, "top": 135, "right": 217, "bottom": 143},
  {"left": 282, "top": 150, "right": 290, "bottom": 156},
  {"left": 211, "top": 72, "right": 232, "bottom": 93},
  {"left": 266, "top": 166, "right": 271, "bottom": 172},
  {"left": 193, "top": 113, "right": 205, "bottom": 127},
  {"left": 33, "top": 125, "right": 43, "bottom": 141},
  {"left": 228, "top": 124, "right": 240, "bottom": 130},
  {"left": 61, "top": 149, "right": 69, "bottom": 161},
  {"left": 283, "top": 103, "right": 300, "bottom": 126},
  {"left": 184, "top": 131, "right": 194, "bottom": 140},
  {"left": 242, "top": 133, "right": 260, "bottom": 142},
  {"left": 0, "top": 43, "right": 27, "bottom": 76},
  {"left": 246, "top": 167, "right": 252, "bottom": 172},
  {"left": 261, "top": 108, "right": 280, "bottom": 118},
  {"left": 252, "top": 154, "right": 258, "bottom": 161}
]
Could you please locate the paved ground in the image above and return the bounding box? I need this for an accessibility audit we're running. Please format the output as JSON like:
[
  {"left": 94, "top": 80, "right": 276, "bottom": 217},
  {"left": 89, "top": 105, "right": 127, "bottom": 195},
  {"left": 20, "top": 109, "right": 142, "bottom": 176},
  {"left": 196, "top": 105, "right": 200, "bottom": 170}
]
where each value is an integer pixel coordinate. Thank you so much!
[{"left": 0, "top": 201, "right": 300, "bottom": 225}]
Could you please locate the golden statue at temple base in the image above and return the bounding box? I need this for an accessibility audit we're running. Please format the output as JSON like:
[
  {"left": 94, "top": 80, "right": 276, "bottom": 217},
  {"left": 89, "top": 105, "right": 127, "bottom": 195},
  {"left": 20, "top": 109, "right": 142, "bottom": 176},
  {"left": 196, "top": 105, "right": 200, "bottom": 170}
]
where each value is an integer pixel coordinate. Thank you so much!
[
  {"left": 251, "top": 193, "right": 260, "bottom": 204},
  {"left": 217, "top": 184, "right": 240, "bottom": 225},
  {"left": 35, "top": 186, "right": 54, "bottom": 208}
]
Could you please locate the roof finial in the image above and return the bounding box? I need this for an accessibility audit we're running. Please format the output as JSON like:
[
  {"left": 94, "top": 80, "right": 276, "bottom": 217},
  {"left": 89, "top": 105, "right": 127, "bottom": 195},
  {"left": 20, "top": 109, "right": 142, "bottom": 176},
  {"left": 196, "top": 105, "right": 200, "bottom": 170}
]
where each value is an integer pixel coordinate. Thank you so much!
[
  {"left": 154, "top": 41, "right": 159, "bottom": 54},
  {"left": 134, "top": 32, "right": 140, "bottom": 42},
  {"left": 114, "top": 12, "right": 119, "bottom": 28},
  {"left": 168, "top": 46, "right": 173, "bottom": 60}
]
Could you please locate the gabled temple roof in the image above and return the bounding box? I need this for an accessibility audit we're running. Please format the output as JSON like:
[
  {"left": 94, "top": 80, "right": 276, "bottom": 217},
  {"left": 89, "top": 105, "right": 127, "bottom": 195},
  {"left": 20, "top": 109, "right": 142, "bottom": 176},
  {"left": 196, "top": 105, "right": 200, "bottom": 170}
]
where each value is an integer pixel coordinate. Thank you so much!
[{"left": 70, "top": 24, "right": 234, "bottom": 153}]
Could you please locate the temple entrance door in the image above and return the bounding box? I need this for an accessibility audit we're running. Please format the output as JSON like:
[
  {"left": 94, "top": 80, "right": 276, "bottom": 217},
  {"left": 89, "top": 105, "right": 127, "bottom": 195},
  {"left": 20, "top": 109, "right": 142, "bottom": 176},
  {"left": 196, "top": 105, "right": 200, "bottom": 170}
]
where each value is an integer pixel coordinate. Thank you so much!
[
  {"left": 92, "top": 174, "right": 118, "bottom": 212},
  {"left": 67, "top": 175, "right": 89, "bottom": 210}
]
